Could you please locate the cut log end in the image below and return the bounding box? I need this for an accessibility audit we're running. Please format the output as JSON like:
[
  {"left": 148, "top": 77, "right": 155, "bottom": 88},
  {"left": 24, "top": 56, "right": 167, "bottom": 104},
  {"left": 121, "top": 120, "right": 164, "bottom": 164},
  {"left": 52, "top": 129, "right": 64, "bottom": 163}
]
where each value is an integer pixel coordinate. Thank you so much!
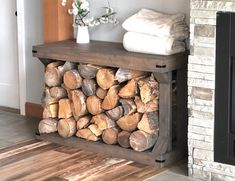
[
  {"left": 63, "top": 70, "right": 82, "bottom": 90},
  {"left": 129, "top": 130, "right": 159, "bottom": 152},
  {"left": 86, "top": 95, "right": 103, "bottom": 115},
  {"left": 102, "top": 128, "right": 119, "bottom": 145},
  {"left": 102, "top": 85, "right": 120, "bottom": 110},
  {"left": 76, "top": 128, "right": 99, "bottom": 141},
  {"left": 38, "top": 119, "right": 58, "bottom": 134},
  {"left": 58, "top": 118, "right": 77, "bottom": 138},
  {"left": 117, "top": 113, "right": 142, "bottom": 132},
  {"left": 96, "top": 68, "right": 116, "bottom": 90},
  {"left": 117, "top": 131, "right": 131, "bottom": 148}
]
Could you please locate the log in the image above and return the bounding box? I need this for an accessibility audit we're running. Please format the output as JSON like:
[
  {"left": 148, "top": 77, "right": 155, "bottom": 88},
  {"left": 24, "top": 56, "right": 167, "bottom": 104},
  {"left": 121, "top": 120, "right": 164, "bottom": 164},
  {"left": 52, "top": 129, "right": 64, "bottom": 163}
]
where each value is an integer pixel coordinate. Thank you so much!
[
  {"left": 41, "top": 87, "right": 58, "bottom": 106},
  {"left": 119, "top": 99, "right": 137, "bottom": 115},
  {"left": 38, "top": 118, "right": 58, "bottom": 133},
  {"left": 76, "top": 128, "right": 99, "bottom": 141},
  {"left": 43, "top": 104, "right": 58, "bottom": 118},
  {"left": 81, "top": 79, "right": 97, "bottom": 96},
  {"left": 70, "top": 90, "right": 87, "bottom": 120},
  {"left": 96, "top": 68, "right": 116, "bottom": 90},
  {"left": 86, "top": 95, "right": 103, "bottom": 115},
  {"left": 58, "top": 118, "right": 77, "bottom": 138},
  {"left": 44, "top": 62, "right": 64, "bottom": 87},
  {"left": 92, "top": 114, "right": 116, "bottom": 131},
  {"left": 117, "top": 131, "right": 131, "bottom": 148},
  {"left": 78, "top": 64, "right": 101, "bottom": 79},
  {"left": 134, "top": 96, "right": 158, "bottom": 113},
  {"left": 102, "top": 85, "right": 120, "bottom": 110},
  {"left": 102, "top": 128, "right": 120, "bottom": 145},
  {"left": 129, "top": 130, "right": 159, "bottom": 152},
  {"left": 88, "top": 124, "right": 102, "bottom": 137},
  {"left": 118, "top": 79, "right": 139, "bottom": 99},
  {"left": 138, "top": 74, "right": 159, "bottom": 104},
  {"left": 115, "top": 68, "right": 148, "bottom": 83},
  {"left": 117, "top": 113, "right": 142, "bottom": 132},
  {"left": 137, "top": 112, "right": 159, "bottom": 134},
  {"left": 105, "top": 106, "right": 123, "bottom": 121},
  {"left": 58, "top": 99, "right": 72, "bottom": 119},
  {"left": 77, "top": 116, "right": 91, "bottom": 129},
  {"left": 49, "top": 87, "right": 67, "bottom": 99},
  {"left": 63, "top": 69, "right": 82, "bottom": 90},
  {"left": 96, "top": 87, "right": 108, "bottom": 99},
  {"left": 46, "top": 61, "right": 63, "bottom": 69},
  {"left": 61, "top": 83, "right": 72, "bottom": 99},
  {"left": 58, "top": 61, "right": 77, "bottom": 74}
]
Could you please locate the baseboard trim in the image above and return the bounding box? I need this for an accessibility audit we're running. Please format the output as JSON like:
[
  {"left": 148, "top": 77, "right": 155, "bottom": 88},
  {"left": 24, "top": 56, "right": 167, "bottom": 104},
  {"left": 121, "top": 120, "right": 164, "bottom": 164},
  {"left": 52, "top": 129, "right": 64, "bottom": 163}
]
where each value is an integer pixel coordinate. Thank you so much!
[
  {"left": 0, "top": 106, "right": 20, "bottom": 114},
  {"left": 25, "top": 102, "right": 43, "bottom": 119}
]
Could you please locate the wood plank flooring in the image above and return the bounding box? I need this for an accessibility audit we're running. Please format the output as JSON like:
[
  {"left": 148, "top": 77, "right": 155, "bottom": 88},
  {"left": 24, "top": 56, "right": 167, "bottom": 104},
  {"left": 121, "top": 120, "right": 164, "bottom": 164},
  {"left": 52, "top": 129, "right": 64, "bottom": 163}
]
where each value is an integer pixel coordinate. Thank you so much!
[{"left": 0, "top": 140, "right": 163, "bottom": 181}]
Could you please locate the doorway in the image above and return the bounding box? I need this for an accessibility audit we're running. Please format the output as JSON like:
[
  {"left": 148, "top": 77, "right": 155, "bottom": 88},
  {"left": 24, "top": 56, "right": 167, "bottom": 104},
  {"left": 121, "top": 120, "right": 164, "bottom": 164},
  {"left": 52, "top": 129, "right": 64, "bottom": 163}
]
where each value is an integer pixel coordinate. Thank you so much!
[{"left": 0, "top": 0, "right": 19, "bottom": 109}]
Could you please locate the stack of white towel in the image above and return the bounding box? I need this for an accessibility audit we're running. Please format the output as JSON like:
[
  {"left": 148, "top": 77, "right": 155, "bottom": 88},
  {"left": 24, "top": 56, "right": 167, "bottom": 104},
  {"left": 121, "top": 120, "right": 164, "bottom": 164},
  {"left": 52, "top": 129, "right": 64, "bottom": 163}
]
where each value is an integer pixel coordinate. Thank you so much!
[{"left": 122, "top": 9, "right": 189, "bottom": 55}]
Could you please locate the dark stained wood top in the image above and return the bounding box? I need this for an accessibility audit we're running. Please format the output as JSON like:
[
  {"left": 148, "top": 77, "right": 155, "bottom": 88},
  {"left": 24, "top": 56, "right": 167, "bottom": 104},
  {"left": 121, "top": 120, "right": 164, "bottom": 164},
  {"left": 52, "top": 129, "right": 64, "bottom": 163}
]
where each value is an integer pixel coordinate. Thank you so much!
[{"left": 33, "top": 40, "right": 188, "bottom": 73}]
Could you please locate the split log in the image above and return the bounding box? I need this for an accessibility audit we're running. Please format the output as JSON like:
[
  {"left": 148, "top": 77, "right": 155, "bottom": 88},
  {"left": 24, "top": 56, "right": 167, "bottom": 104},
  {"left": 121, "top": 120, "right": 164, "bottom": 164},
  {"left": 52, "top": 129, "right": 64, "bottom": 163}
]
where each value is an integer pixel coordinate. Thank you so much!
[
  {"left": 77, "top": 116, "right": 91, "bottom": 129},
  {"left": 102, "top": 85, "right": 120, "bottom": 110},
  {"left": 102, "top": 128, "right": 120, "bottom": 145},
  {"left": 129, "top": 130, "right": 159, "bottom": 152},
  {"left": 44, "top": 62, "right": 64, "bottom": 87},
  {"left": 61, "top": 83, "right": 72, "bottom": 99},
  {"left": 76, "top": 128, "right": 99, "bottom": 141},
  {"left": 58, "top": 61, "right": 77, "bottom": 74},
  {"left": 115, "top": 68, "right": 148, "bottom": 83},
  {"left": 117, "top": 131, "right": 131, "bottom": 148},
  {"left": 96, "top": 68, "right": 116, "bottom": 90},
  {"left": 38, "top": 118, "right": 58, "bottom": 133},
  {"left": 135, "top": 96, "right": 158, "bottom": 113},
  {"left": 118, "top": 79, "right": 139, "bottom": 98},
  {"left": 106, "top": 106, "right": 123, "bottom": 121},
  {"left": 50, "top": 87, "right": 67, "bottom": 99},
  {"left": 58, "top": 118, "right": 77, "bottom": 138},
  {"left": 70, "top": 90, "right": 87, "bottom": 120},
  {"left": 78, "top": 64, "right": 101, "bottom": 79},
  {"left": 58, "top": 99, "right": 72, "bottom": 119},
  {"left": 137, "top": 112, "right": 159, "bottom": 134},
  {"left": 119, "top": 99, "right": 137, "bottom": 115},
  {"left": 88, "top": 124, "right": 102, "bottom": 137},
  {"left": 63, "top": 70, "right": 82, "bottom": 90},
  {"left": 92, "top": 114, "right": 116, "bottom": 131},
  {"left": 138, "top": 74, "right": 159, "bottom": 104},
  {"left": 86, "top": 95, "right": 103, "bottom": 115},
  {"left": 117, "top": 113, "right": 142, "bottom": 132},
  {"left": 96, "top": 87, "right": 108, "bottom": 99},
  {"left": 43, "top": 104, "right": 58, "bottom": 118},
  {"left": 41, "top": 87, "right": 58, "bottom": 106},
  {"left": 81, "top": 79, "right": 97, "bottom": 96}
]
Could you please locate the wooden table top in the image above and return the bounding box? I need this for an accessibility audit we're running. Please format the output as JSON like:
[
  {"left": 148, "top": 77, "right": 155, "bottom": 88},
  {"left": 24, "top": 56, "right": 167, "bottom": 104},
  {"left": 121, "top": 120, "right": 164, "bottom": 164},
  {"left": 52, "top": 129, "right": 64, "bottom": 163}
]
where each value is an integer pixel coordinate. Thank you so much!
[{"left": 33, "top": 40, "right": 188, "bottom": 73}]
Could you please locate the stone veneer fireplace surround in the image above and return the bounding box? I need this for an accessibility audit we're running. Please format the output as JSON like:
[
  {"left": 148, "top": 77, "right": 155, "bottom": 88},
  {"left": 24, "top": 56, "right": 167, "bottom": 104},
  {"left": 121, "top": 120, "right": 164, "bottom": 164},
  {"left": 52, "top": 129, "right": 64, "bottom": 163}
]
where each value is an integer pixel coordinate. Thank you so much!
[{"left": 188, "top": 0, "right": 235, "bottom": 180}]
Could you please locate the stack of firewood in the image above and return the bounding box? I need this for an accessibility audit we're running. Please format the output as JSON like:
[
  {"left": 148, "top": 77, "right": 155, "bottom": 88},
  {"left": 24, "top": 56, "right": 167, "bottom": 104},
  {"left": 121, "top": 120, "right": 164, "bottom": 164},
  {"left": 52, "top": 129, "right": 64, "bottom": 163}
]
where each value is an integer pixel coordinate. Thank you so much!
[{"left": 38, "top": 61, "right": 160, "bottom": 152}]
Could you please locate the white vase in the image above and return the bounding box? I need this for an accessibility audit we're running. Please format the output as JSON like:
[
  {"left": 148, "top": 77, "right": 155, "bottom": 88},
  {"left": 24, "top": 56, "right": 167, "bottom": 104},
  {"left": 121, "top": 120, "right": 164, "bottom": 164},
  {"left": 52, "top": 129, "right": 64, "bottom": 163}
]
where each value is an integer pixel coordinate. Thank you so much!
[{"left": 76, "top": 26, "right": 90, "bottom": 44}]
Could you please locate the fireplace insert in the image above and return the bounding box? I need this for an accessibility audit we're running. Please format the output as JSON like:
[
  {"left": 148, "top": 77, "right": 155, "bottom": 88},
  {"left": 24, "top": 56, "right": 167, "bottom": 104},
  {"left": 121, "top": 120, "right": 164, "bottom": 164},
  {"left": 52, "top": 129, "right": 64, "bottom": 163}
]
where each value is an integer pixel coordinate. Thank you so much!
[{"left": 215, "top": 11, "right": 235, "bottom": 165}]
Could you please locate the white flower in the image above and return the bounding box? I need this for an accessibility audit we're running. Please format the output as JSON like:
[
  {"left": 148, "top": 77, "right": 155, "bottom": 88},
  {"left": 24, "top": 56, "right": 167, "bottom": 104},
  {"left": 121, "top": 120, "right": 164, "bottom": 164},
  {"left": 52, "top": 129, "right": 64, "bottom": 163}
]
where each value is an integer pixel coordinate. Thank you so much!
[
  {"left": 61, "top": 0, "right": 67, "bottom": 6},
  {"left": 80, "top": 2, "right": 89, "bottom": 11}
]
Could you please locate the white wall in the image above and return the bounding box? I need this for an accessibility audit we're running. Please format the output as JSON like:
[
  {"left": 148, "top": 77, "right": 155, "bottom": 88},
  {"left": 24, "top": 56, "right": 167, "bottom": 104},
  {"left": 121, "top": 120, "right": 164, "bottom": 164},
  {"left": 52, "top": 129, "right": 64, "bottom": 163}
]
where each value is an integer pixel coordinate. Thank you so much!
[
  {"left": 23, "top": 0, "right": 44, "bottom": 104},
  {"left": 89, "top": 0, "right": 190, "bottom": 42},
  {"left": 19, "top": 0, "right": 190, "bottom": 107}
]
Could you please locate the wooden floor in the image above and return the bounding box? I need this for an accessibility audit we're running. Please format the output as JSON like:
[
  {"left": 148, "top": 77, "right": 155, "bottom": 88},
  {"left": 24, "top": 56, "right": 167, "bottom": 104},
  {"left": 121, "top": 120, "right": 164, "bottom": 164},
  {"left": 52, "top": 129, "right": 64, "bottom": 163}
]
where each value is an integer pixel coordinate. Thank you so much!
[{"left": 0, "top": 139, "right": 163, "bottom": 181}]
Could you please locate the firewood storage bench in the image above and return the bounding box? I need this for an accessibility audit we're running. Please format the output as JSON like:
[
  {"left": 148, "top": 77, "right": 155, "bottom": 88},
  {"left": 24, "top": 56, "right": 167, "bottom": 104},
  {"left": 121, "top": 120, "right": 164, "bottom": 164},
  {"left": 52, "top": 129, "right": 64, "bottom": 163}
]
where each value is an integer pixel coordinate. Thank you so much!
[{"left": 33, "top": 40, "right": 188, "bottom": 166}]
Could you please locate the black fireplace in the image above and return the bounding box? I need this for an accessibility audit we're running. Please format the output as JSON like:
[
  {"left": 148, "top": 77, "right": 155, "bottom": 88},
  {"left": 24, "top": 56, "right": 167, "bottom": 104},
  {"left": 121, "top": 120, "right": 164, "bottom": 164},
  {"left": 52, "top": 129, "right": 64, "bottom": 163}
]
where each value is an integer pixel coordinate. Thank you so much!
[{"left": 215, "top": 11, "right": 235, "bottom": 165}]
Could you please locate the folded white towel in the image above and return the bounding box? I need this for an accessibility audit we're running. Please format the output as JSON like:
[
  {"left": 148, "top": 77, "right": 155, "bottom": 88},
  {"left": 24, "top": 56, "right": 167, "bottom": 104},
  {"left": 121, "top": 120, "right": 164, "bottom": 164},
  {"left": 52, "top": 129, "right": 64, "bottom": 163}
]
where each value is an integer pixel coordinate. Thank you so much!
[
  {"left": 123, "top": 32, "right": 186, "bottom": 56},
  {"left": 122, "top": 9, "right": 189, "bottom": 40}
]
